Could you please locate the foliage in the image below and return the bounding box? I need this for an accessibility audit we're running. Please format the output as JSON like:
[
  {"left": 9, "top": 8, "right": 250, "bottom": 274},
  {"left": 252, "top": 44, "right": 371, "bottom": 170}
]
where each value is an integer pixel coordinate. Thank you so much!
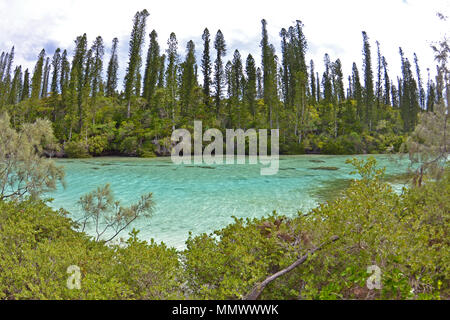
[
  {"left": 0, "top": 200, "right": 183, "bottom": 300},
  {"left": 77, "top": 184, "right": 154, "bottom": 243},
  {"left": 64, "top": 140, "right": 90, "bottom": 158},
  {"left": 0, "top": 112, "right": 64, "bottom": 200}
]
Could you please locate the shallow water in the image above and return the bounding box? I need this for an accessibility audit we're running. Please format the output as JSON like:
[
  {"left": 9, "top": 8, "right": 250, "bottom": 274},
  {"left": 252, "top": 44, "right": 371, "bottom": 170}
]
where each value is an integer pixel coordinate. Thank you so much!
[{"left": 47, "top": 155, "right": 410, "bottom": 249}]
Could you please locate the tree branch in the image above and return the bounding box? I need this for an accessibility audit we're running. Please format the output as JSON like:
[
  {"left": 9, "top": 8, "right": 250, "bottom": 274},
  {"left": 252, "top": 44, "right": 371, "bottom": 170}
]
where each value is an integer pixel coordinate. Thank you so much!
[{"left": 244, "top": 235, "right": 340, "bottom": 301}]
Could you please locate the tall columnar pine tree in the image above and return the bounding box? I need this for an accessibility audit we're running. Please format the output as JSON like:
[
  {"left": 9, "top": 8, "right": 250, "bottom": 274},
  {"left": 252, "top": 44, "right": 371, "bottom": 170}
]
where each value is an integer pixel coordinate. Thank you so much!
[
  {"left": 280, "top": 28, "right": 289, "bottom": 107},
  {"left": 352, "top": 62, "right": 363, "bottom": 119},
  {"left": 50, "top": 48, "right": 61, "bottom": 121},
  {"left": 166, "top": 32, "right": 179, "bottom": 128},
  {"left": 426, "top": 68, "right": 436, "bottom": 112},
  {"left": 91, "top": 36, "right": 104, "bottom": 103},
  {"left": 230, "top": 49, "right": 243, "bottom": 127},
  {"left": 180, "top": 40, "right": 197, "bottom": 117},
  {"left": 201, "top": 28, "right": 212, "bottom": 107},
  {"left": 362, "top": 31, "right": 375, "bottom": 130},
  {"left": 256, "top": 67, "right": 263, "bottom": 99},
  {"left": 105, "top": 38, "right": 119, "bottom": 97},
  {"left": 67, "top": 34, "right": 88, "bottom": 135},
  {"left": 50, "top": 48, "right": 61, "bottom": 98},
  {"left": 245, "top": 54, "right": 257, "bottom": 120},
  {"left": 261, "top": 19, "right": 280, "bottom": 128},
  {"left": 41, "top": 57, "right": 50, "bottom": 98},
  {"left": 0, "top": 47, "right": 14, "bottom": 106},
  {"left": 31, "top": 49, "right": 45, "bottom": 101},
  {"left": 316, "top": 72, "right": 321, "bottom": 102},
  {"left": 413, "top": 53, "right": 425, "bottom": 109},
  {"left": 391, "top": 81, "right": 399, "bottom": 108},
  {"left": 60, "top": 50, "right": 70, "bottom": 106},
  {"left": 143, "top": 30, "right": 160, "bottom": 107},
  {"left": 333, "top": 59, "right": 345, "bottom": 103},
  {"left": 399, "top": 47, "right": 420, "bottom": 132},
  {"left": 310, "top": 60, "right": 316, "bottom": 104},
  {"left": 224, "top": 60, "right": 233, "bottom": 125},
  {"left": 375, "top": 41, "right": 383, "bottom": 115},
  {"left": 322, "top": 53, "right": 333, "bottom": 104},
  {"left": 331, "top": 59, "right": 345, "bottom": 138},
  {"left": 124, "top": 9, "right": 150, "bottom": 118},
  {"left": 157, "top": 54, "right": 166, "bottom": 88},
  {"left": 213, "top": 30, "right": 226, "bottom": 114},
  {"left": 21, "top": 68, "right": 30, "bottom": 101},
  {"left": 382, "top": 56, "right": 390, "bottom": 106},
  {"left": 8, "top": 66, "right": 22, "bottom": 106}
]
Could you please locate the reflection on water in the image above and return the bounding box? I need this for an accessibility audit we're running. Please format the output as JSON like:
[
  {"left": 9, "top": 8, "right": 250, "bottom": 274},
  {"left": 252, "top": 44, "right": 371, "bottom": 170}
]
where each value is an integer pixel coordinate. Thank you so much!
[{"left": 47, "top": 154, "right": 411, "bottom": 249}]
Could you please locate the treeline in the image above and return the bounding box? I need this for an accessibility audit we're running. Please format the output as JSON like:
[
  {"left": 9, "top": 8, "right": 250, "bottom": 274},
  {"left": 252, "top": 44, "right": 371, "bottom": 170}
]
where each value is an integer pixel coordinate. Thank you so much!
[{"left": 0, "top": 9, "right": 445, "bottom": 157}]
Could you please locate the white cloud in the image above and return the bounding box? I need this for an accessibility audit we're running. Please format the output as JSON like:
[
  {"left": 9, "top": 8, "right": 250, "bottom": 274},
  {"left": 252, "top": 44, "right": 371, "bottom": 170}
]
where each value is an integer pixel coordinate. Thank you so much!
[{"left": 0, "top": 0, "right": 448, "bottom": 88}]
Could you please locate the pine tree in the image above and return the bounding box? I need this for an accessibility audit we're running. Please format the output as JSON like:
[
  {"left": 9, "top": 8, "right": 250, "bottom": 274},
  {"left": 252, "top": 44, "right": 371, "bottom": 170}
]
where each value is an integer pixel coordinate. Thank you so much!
[
  {"left": 391, "top": 81, "right": 399, "bottom": 108},
  {"left": 201, "top": 28, "right": 212, "bottom": 106},
  {"left": 375, "top": 41, "right": 383, "bottom": 113},
  {"left": 0, "top": 47, "right": 14, "bottom": 106},
  {"left": 180, "top": 40, "right": 197, "bottom": 117},
  {"left": 426, "top": 68, "right": 436, "bottom": 112},
  {"left": 256, "top": 67, "right": 263, "bottom": 99},
  {"left": 322, "top": 54, "right": 333, "bottom": 103},
  {"left": 333, "top": 59, "right": 345, "bottom": 103},
  {"left": 105, "top": 38, "right": 119, "bottom": 97},
  {"left": 21, "top": 68, "right": 30, "bottom": 101},
  {"left": 382, "top": 56, "right": 390, "bottom": 106},
  {"left": 362, "top": 31, "right": 375, "bottom": 130},
  {"left": 0, "top": 52, "right": 6, "bottom": 82},
  {"left": 50, "top": 48, "right": 61, "bottom": 97},
  {"left": 230, "top": 50, "right": 243, "bottom": 127},
  {"left": 352, "top": 62, "right": 363, "bottom": 119},
  {"left": 124, "top": 9, "right": 150, "bottom": 118},
  {"left": 399, "top": 48, "right": 420, "bottom": 131},
  {"left": 310, "top": 60, "right": 316, "bottom": 104},
  {"left": 280, "top": 28, "right": 289, "bottom": 107},
  {"left": 213, "top": 30, "right": 226, "bottom": 114},
  {"left": 157, "top": 54, "right": 166, "bottom": 88},
  {"left": 8, "top": 66, "right": 22, "bottom": 105},
  {"left": 166, "top": 32, "right": 179, "bottom": 129},
  {"left": 91, "top": 36, "right": 104, "bottom": 103},
  {"left": 69, "top": 34, "right": 88, "bottom": 133},
  {"left": 261, "top": 19, "right": 281, "bottom": 128},
  {"left": 60, "top": 50, "right": 70, "bottom": 105},
  {"left": 41, "top": 57, "right": 50, "bottom": 98},
  {"left": 413, "top": 53, "right": 425, "bottom": 109},
  {"left": 245, "top": 54, "right": 257, "bottom": 120},
  {"left": 316, "top": 72, "right": 321, "bottom": 102},
  {"left": 143, "top": 30, "right": 160, "bottom": 105},
  {"left": 31, "top": 49, "right": 45, "bottom": 101}
]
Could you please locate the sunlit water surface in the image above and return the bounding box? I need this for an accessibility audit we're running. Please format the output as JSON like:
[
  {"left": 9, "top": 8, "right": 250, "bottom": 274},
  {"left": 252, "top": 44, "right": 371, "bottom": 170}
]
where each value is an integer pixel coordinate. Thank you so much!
[{"left": 47, "top": 155, "right": 410, "bottom": 249}]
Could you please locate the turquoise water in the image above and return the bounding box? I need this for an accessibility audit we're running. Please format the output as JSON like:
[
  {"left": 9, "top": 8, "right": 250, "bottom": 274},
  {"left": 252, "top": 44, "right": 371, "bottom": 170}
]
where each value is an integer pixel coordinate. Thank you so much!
[{"left": 47, "top": 155, "right": 410, "bottom": 249}]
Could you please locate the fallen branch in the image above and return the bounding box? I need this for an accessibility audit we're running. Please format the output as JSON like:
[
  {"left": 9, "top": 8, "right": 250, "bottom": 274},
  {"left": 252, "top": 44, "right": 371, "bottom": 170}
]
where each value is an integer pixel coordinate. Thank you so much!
[{"left": 244, "top": 235, "right": 340, "bottom": 300}]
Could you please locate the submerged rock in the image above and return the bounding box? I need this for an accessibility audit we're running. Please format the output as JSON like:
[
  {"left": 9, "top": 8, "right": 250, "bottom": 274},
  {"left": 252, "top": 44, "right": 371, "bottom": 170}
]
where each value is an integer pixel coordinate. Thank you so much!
[
  {"left": 309, "top": 167, "right": 340, "bottom": 171},
  {"left": 309, "top": 159, "right": 326, "bottom": 163}
]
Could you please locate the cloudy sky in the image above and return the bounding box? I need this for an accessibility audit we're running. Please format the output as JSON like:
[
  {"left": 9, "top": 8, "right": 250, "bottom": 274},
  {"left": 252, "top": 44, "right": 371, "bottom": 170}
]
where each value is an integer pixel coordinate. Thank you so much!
[{"left": 0, "top": 0, "right": 449, "bottom": 88}]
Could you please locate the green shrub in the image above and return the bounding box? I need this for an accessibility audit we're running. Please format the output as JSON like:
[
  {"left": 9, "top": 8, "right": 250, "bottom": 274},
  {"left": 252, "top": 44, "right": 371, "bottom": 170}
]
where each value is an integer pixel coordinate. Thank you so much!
[
  {"left": 64, "top": 141, "right": 90, "bottom": 158},
  {"left": 0, "top": 200, "right": 184, "bottom": 300},
  {"left": 87, "top": 135, "right": 109, "bottom": 156}
]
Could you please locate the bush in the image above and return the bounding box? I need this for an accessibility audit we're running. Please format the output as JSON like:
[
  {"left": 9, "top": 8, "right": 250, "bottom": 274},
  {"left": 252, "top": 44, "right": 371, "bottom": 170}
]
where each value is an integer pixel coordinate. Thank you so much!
[
  {"left": 0, "top": 200, "right": 184, "bottom": 300},
  {"left": 64, "top": 141, "right": 90, "bottom": 158},
  {"left": 87, "top": 135, "right": 109, "bottom": 156}
]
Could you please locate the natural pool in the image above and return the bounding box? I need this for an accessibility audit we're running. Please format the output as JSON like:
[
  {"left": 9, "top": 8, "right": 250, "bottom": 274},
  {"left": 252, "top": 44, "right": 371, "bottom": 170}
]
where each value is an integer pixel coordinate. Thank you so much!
[{"left": 47, "top": 155, "right": 411, "bottom": 249}]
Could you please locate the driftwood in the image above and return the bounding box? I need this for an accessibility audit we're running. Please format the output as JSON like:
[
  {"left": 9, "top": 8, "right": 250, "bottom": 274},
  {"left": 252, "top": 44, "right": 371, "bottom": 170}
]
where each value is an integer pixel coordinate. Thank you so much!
[{"left": 244, "top": 235, "right": 340, "bottom": 300}]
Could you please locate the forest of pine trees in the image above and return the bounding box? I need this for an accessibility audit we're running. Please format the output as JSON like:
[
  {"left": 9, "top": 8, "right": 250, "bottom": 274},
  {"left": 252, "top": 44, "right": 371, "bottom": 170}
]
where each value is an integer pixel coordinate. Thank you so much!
[{"left": 0, "top": 10, "right": 445, "bottom": 157}]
